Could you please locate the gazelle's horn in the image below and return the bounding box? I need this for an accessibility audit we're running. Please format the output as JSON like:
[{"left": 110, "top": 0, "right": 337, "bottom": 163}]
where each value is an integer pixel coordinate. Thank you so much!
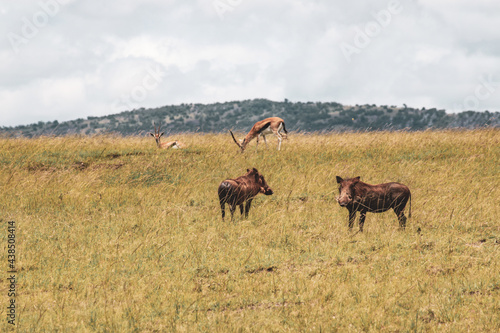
[
  {"left": 153, "top": 122, "right": 157, "bottom": 134},
  {"left": 229, "top": 130, "right": 242, "bottom": 148}
]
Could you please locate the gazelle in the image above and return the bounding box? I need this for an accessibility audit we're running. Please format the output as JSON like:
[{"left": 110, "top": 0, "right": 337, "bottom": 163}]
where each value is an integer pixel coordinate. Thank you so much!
[
  {"left": 149, "top": 122, "right": 184, "bottom": 149},
  {"left": 229, "top": 117, "right": 288, "bottom": 152}
]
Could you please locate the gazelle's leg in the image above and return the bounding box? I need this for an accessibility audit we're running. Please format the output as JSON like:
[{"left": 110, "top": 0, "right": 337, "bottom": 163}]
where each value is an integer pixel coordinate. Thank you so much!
[
  {"left": 278, "top": 123, "right": 287, "bottom": 140},
  {"left": 282, "top": 130, "right": 288, "bottom": 140},
  {"left": 275, "top": 132, "right": 283, "bottom": 150},
  {"left": 263, "top": 135, "right": 268, "bottom": 147}
]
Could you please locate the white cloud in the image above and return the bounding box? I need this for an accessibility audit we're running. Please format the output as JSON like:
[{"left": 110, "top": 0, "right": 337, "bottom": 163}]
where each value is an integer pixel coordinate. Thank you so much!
[{"left": 1, "top": 0, "right": 499, "bottom": 126}]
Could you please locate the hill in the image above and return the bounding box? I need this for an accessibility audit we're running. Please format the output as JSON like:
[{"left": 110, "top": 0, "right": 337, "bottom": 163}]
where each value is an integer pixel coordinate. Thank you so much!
[{"left": 2, "top": 99, "right": 499, "bottom": 137}]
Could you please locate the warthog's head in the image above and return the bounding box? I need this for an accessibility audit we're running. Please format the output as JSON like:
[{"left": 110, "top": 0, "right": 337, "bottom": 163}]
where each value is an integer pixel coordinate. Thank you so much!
[
  {"left": 248, "top": 168, "right": 273, "bottom": 195},
  {"left": 336, "top": 176, "right": 360, "bottom": 207}
]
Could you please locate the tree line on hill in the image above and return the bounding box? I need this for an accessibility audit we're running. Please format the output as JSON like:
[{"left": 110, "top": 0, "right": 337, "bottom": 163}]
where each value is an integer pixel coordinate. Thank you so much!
[{"left": 2, "top": 99, "right": 498, "bottom": 137}]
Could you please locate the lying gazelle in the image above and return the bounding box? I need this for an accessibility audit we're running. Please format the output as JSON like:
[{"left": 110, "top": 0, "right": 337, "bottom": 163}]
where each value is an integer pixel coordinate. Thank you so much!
[
  {"left": 149, "top": 122, "right": 184, "bottom": 149},
  {"left": 229, "top": 117, "right": 288, "bottom": 152}
]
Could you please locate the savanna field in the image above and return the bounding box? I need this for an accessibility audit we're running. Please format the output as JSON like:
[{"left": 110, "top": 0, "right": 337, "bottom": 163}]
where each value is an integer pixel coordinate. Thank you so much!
[{"left": 0, "top": 130, "right": 499, "bottom": 332}]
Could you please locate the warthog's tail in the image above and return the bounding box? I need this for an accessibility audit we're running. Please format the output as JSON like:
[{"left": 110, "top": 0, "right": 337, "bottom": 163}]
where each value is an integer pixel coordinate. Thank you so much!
[
  {"left": 408, "top": 192, "right": 412, "bottom": 218},
  {"left": 218, "top": 181, "right": 232, "bottom": 204}
]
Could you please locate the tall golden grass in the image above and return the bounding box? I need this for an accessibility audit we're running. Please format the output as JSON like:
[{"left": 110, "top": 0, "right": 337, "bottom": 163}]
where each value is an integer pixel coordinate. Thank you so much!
[{"left": 0, "top": 129, "right": 499, "bottom": 332}]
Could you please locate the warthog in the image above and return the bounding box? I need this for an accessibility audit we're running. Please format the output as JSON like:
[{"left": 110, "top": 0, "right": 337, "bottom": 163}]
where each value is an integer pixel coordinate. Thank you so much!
[
  {"left": 336, "top": 176, "right": 411, "bottom": 231},
  {"left": 218, "top": 168, "right": 273, "bottom": 221}
]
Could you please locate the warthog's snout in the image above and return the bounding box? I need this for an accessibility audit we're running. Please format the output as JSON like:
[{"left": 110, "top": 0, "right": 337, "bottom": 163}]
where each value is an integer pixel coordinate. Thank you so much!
[
  {"left": 264, "top": 188, "right": 274, "bottom": 195},
  {"left": 337, "top": 196, "right": 349, "bottom": 207}
]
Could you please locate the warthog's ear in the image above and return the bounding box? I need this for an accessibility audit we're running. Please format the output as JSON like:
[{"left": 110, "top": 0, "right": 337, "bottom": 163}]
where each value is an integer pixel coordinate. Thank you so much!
[
  {"left": 247, "top": 168, "right": 258, "bottom": 175},
  {"left": 336, "top": 176, "right": 343, "bottom": 184},
  {"left": 353, "top": 176, "right": 360, "bottom": 183}
]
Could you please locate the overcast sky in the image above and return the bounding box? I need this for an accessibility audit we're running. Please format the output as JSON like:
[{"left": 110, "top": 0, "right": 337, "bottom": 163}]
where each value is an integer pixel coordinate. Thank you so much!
[{"left": 1, "top": 0, "right": 499, "bottom": 126}]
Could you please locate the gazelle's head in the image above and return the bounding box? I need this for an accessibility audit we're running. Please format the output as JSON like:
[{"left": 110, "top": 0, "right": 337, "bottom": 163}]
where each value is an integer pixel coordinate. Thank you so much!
[
  {"left": 149, "top": 122, "right": 164, "bottom": 147},
  {"left": 229, "top": 130, "right": 248, "bottom": 153}
]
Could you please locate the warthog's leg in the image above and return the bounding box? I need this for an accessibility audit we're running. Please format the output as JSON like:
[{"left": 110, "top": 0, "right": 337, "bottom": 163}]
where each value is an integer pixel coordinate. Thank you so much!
[
  {"left": 348, "top": 210, "right": 356, "bottom": 230},
  {"left": 399, "top": 215, "right": 407, "bottom": 229},
  {"left": 239, "top": 204, "right": 244, "bottom": 216},
  {"left": 244, "top": 199, "right": 253, "bottom": 218},
  {"left": 220, "top": 201, "right": 226, "bottom": 221},
  {"left": 397, "top": 212, "right": 407, "bottom": 229},
  {"left": 359, "top": 212, "right": 366, "bottom": 232},
  {"left": 229, "top": 205, "right": 236, "bottom": 221},
  {"left": 394, "top": 206, "right": 407, "bottom": 229}
]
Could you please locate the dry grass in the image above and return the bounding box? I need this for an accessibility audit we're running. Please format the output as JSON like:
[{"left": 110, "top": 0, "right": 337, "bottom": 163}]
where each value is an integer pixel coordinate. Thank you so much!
[{"left": 0, "top": 130, "right": 499, "bottom": 332}]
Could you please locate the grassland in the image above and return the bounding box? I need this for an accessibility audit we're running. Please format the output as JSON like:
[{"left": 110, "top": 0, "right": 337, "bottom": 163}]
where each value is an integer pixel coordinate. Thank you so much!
[{"left": 0, "top": 130, "right": 498, "bottom": 332}]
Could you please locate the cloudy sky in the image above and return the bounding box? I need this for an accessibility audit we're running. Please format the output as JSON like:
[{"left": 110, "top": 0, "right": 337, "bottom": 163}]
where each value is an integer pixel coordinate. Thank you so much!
[{"left": 1, "top": 0, "right": 499, "bottom": 127}]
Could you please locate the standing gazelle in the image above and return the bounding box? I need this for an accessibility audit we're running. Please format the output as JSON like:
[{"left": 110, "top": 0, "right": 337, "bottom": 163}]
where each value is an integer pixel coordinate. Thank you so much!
[
  {"left": 229, "top": 117, "right": 288, "bottom": 152},
  {"left": 149, "top": 122, "right": 184, "bottom": 149}
]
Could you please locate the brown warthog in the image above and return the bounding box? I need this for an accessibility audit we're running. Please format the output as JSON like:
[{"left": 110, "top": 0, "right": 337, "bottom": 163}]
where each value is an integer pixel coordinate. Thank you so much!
[
  {"left": 218, "top": 168, "right": 274, "bottom": 221},
  {"left": 336, "top": 176, "right": 411, "bottom": 231}
]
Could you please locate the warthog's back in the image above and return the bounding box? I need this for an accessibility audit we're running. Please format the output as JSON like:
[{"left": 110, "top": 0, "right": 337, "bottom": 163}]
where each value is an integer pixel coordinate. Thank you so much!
[{"left": 218, "top": 180, "right": 246, "bottom": 206}]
